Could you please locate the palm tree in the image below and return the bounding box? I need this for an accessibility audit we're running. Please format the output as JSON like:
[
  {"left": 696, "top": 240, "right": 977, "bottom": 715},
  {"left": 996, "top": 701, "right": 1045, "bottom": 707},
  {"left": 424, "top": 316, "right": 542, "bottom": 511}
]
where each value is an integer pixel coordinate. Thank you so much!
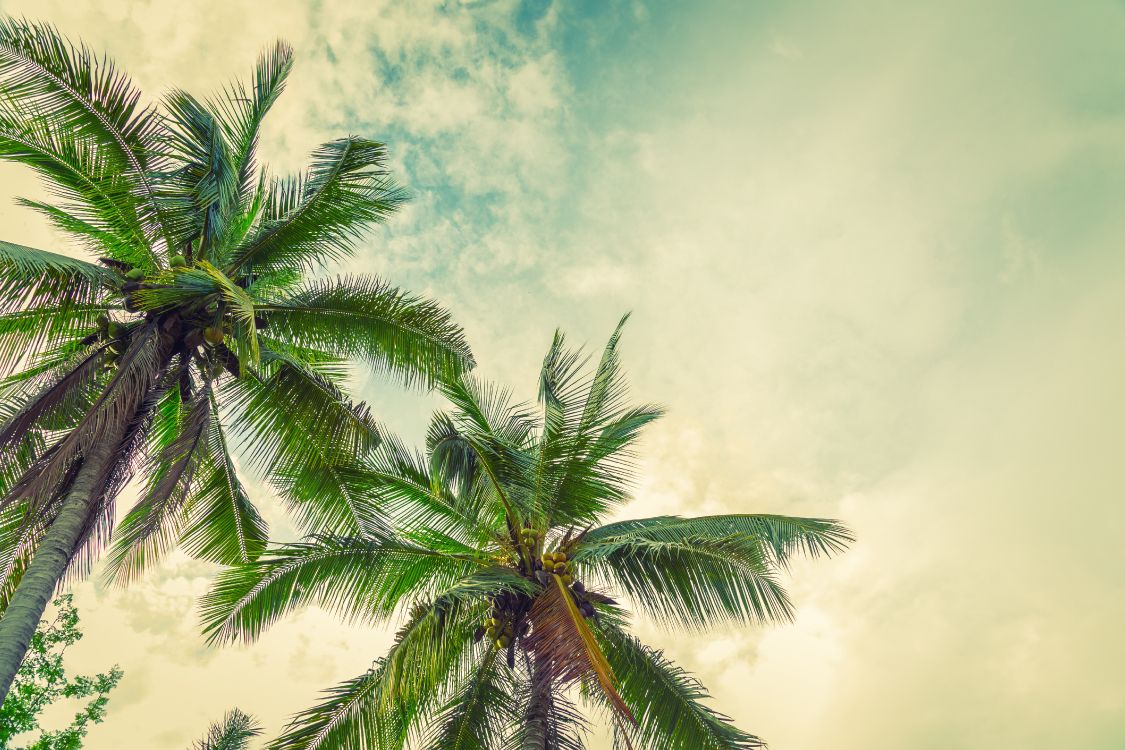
[
  {"left": 192, "top": 709, "right": 262, "bottom": 750},
  {"left": 202, "top": 318, "right": 852, "bottom": 750},
  {"left": 0, "top": 19, "right": 472, "bottom": 705}
]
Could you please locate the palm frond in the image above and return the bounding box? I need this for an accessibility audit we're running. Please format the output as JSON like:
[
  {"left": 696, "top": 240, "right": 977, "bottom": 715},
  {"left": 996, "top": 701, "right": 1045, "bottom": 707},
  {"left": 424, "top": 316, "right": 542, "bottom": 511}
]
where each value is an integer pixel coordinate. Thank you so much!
[
  {"left": 0, "top": 90, "right": 151, "bottom": 264},
  {"left": 211, "top": 41, "right": 293, "bottom": 224},
  {"left": 0, "top": 17, "right": 181, "bottom": 255},
  {"left": 259, "top": 275, "right": 472, "bottom": 387},
  {"left": 162, "top": 89, "right": 237, "bottom": 257},
  {"left": 219, "top": 357, "right": 382, "bottom": 533},
  {"left": 574, "top": 516, "right": 815, "bottom": 630},
  {"left": 582, "top": 514, "right": 853, "bottom": 567},
  {"left": 270, "top": 601, "right": 480, "bottom": 750},
  {"left": 0, "top": 239, "right": 116, "bottom": 315},
  {"left": 102, "top": 384, "right": 208, "bottom": 584},
  {"left": 524, "top": 575, "right": 632, "bottom": 722},
  {"left": 192, "top": 708, "right": 262, "bottom": 750},
  {"left": 597, "top": 625, "right": 764, "bottom": 750},
  {"left": 423, "top": 648, "right": 514, "bottom": 750},
  {"left": 179, "top": 388, "right": 267, "bottom": 566},
  {"left": 532, "top": 317, "right": 662, "bottom": 527},
  {"left": 0, "top": 296, "right": 105, "bottom": 373},
  {"left": 227, "top": 137, "right": 406, "bottom": 274},
  {"left": 199, "top": 532, "right": 480, "bottom": 644}
]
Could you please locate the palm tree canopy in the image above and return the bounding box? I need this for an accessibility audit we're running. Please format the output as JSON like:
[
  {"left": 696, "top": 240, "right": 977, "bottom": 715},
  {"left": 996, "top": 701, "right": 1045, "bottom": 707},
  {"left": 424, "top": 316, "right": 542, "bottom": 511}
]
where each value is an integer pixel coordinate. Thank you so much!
[
  {"left": 202, "top": 318, "right": 852, "bottom": 750},
  {"left": 0, "top": 18, "right": 473, "bottom": 594}
]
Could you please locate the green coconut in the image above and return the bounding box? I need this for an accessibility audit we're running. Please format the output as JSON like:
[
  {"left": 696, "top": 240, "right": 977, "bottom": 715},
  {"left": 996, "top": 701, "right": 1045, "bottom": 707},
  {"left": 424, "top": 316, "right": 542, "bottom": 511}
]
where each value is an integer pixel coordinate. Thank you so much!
[
  {"left": 125, "top": 268, "right": 144, "bottom": 281},
  {"left": 203, "top": 326, "right": 225, "bottom": 345},
  {"left": 169, "top": 254, "right": 187, "bottom": 268}
]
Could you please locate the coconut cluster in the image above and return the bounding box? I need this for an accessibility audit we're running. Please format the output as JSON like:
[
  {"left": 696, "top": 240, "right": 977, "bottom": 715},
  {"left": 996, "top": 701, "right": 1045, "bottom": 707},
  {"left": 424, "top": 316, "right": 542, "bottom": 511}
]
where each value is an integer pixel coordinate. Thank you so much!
[
  {"left": 540, "top": 551, "right": 574, "bottom": 585},
  {"left": 91, "top": 257, "right": 247, "bottom": 378}
]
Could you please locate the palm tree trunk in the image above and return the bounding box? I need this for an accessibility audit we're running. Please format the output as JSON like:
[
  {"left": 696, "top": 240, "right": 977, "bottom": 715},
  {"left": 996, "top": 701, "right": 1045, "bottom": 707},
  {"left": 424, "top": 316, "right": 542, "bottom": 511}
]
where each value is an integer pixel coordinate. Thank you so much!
[
  {"left": 0, "top": 431, "right": 119, "bottom": 704},
  {"left": 522, "top": 661, "right": 554, "bottom": 750}
]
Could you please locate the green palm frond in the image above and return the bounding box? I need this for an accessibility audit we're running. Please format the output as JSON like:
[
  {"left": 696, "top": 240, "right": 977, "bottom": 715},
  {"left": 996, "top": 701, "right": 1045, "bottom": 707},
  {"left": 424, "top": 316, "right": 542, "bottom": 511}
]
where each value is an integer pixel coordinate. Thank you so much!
[
  {"left": 200, "top": 532, "right": 482, "bottom": 644},
  {"left": 271, "top": 600, "right": 481, "bottom": 750},
  {"left": 573, "top": 517, "right": 796, "bottom": 630},
  {"left": 102, "top": 384, "right": 208, "bottom": 584},
  {"left": 220, "top": 357, "right": 382, "bottom": 533},
  {"left": 227, "top": 137, "right": 406, "bottom": 274},
  {"left": 211, "top": 41, "right": 293, "bottom": 221},
  {"left": 582, "top": 514, "right": 854, "bottom": 567},
  {"left": 0, "top": 17, "right": 182, "bottom": 254},
  {"left": 271, "top": 666, "right": 391, "bottom": 750},
  {"left": 362, "top": 432, "right": 494, "bottom": 544},
  {"left": 191, "top": 708, "right": 262, "bottom": 750},
  {"left": 259, "top": 275, "right": 473, "bottom": 387},
  {"left": 531, "top": 316, "right": 663, "bottom": 526},
  {"left": 0, "top": 240, "right": 116, "bottom": 315},
  {"left": 178, "top": 388, "right": 267, "bottom": 566},
  {"left": 0, "top": 302, "right": 106, "bottom": 376},
  {"left": 162, "top": 89, "right": 238, "bottom": 257},
  {"left": 0, "top": 117, "right": 148, "bottom": 262},
  {"left": 598, "top": 624, "right": 764, "bottom": 750},
  {"left": 423, "top": 648, "right": 514, "bottom": 750},
  {"left": 197, "top": 260, "right": 259, "bottom": 362}
]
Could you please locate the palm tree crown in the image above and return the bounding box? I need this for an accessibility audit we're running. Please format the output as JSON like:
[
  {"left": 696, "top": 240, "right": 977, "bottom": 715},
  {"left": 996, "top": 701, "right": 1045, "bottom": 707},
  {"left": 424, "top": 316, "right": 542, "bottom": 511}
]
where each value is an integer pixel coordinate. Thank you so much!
[
  {"left": 0, "top": 18, "right": 471, "bottom": 704},
  {"left": 203, "top": 318, "right": 852, "bottom": 750}
]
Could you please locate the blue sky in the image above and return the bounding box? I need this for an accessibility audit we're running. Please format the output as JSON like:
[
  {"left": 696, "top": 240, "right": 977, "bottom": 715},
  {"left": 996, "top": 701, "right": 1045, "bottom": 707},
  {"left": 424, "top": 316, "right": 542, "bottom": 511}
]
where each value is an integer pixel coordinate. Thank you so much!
[{"left": 0, "top": 0, "right": 1122, "bottom": 747}]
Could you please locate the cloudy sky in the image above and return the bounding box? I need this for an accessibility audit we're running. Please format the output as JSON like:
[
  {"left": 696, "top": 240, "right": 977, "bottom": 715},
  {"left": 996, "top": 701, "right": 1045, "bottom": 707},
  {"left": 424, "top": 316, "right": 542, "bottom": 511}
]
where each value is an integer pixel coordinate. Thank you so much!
[{"left": 0, "top": 0, "right": 1123, "bottom": 747}]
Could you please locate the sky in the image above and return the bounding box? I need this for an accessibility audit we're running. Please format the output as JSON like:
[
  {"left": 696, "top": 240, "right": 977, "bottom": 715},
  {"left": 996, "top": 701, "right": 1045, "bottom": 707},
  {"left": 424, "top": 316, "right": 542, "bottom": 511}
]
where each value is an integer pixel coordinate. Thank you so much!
[{"left": 0, "top": 0, "right": 1123, "bottom": 747}]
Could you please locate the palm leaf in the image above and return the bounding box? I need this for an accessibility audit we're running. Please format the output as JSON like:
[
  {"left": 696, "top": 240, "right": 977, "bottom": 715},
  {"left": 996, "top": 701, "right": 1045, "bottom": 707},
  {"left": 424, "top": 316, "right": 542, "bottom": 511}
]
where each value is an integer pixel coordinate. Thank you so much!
[
  {"left": 258, "top": 275, "right": 472, "bottom": 387},
  {"left": 219, "top": 357, "right": 382, "bottom": 533},
  {"left": 102, "top": 384, "right": 209, "bottom": 584},
  {"left": 573, "top": 516, "right": 798, "bottom": 630},
  {"left": 0, "top": 18, "right": 181, "bottom": 255},
  {"left": 179, "top": 387, "right": 267, "bottom": 566},
  {"left": 199, "top": 532, "right": 480, "bottom": 644},
  {"left": 211, "top": 40, "right": 293, "bottom": 225},
  {"left": 524, "top": 575, "right": 632, "bottom": 722},
  {"left": 0, "top": 239, "right": 116, "bottom": 315},
  {"left": 423, "top": 648, "right": 514, "bottom": 750},
  {"left": 227, "top": 137, "right": 406, "bottom": 274},
  {"left": 191, "top": 708, "right": 262, "bottom": 750},
  {"left": 597, "top": 624, "right": 764, "bottom": 750}
]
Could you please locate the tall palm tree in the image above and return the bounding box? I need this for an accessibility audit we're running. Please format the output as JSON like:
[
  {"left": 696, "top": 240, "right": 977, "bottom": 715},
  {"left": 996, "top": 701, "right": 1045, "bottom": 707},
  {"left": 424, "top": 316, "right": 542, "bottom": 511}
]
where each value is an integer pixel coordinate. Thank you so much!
[
  {"left": 0, "top": 19, "right": 472, "bottom": 705},
  {"left": 192, "top": 709, "right": 262, "bottom": 750},
  {"left": 202, "top": 318, "right": 852, "bottom": 750}
]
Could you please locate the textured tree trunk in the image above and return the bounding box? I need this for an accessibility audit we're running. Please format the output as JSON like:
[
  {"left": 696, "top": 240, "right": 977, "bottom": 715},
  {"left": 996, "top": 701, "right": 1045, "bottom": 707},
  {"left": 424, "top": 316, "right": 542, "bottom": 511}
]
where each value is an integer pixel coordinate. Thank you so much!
[{"left": 0, "top": 431, "right": 119, "bottom": 704}]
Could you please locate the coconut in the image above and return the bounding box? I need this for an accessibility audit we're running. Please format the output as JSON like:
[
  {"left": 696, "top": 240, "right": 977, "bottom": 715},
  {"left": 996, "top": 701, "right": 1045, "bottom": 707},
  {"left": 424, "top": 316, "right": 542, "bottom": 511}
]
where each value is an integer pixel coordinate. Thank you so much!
[
  {"left": 496, "top": 635, "right": 510, "bottom": 648},
  {"left": 561, "top": 575, "right": 573, "bottom": 586},
  {"left": 485, "top": 627, "right": 498, "bottom": 639},
  {"left": 203, "top": 326, "right": 225, "bottom": 345},
  {"left": 125, "top": 268, "right": 144, "bottom": 281},
  {"left": 169, "top": 254, "right": 187, "bottom": 268}
]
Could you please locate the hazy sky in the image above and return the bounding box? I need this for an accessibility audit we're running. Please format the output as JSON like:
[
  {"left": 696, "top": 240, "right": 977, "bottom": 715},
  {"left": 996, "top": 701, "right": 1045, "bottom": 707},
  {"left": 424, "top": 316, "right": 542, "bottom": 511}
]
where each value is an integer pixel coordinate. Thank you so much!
[{"left": 0, "top": 0, "right": 1122, "bottom": 747}]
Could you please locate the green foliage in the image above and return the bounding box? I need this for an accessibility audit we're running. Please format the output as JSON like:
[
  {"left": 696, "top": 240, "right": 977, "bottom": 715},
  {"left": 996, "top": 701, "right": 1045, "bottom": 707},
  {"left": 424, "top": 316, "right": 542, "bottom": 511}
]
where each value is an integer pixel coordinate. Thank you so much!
[
  {"left": 0, "top": 595, "right": 122, "bottom": 749},
  {"left": 190, "top": 709, "right": 261, "bottom": 750},
  {"left": 202, "top": 321, "right": 853, "bottom": 749}
]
